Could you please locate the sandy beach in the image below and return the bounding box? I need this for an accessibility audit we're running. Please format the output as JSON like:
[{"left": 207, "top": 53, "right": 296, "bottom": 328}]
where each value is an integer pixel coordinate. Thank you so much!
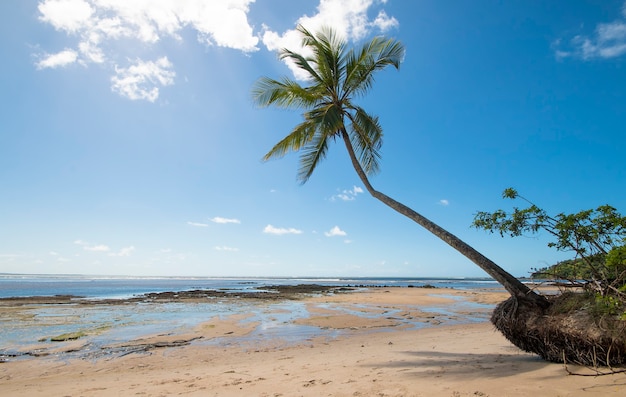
[{"left": 1, "top": 287, "right": 625, "bottom": 396}]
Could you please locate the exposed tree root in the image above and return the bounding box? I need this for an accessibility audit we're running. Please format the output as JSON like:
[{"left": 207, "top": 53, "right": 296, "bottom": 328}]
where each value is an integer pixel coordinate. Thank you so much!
[{"left": 492, "top": 293, "right": 626, "bottom": 367}]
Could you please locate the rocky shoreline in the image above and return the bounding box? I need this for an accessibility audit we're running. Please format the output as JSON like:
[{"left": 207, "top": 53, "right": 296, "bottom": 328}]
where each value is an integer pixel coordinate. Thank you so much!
[{"left": 0, "top": 284, "right": 352, "bottom": 306}]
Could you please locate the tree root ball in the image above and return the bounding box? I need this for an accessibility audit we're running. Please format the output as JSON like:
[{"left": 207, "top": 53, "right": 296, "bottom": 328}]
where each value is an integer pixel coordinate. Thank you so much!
[{"left": 491, "top": 293, "right": 626, "bottom": 367}]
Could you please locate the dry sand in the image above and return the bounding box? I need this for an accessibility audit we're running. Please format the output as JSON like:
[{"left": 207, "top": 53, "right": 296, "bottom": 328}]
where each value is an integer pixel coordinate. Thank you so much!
[{"left": 1, "top": 287, "right": 625, "bottom": 396}]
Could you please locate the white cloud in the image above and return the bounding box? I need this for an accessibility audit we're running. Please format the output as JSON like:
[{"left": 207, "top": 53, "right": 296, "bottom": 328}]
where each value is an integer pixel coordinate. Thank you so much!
[
  {"left": 109, "top": 246, "right": 135, "bottom": 257},
  {"left": 187, "top": 221, "right": 209, "bottom": 227},
  {"left": 261, "top": 0, "right": 398, "bottom": 80},
  {"left": 439, "top": 199, "right": 449, "bottom": 206},
  {"left": 373, "top": 10, "right": 397, "bottom": 31},
  {"left": 111, "top": 57, "right": 175, "bottom": 102},
  {"left": 35, "top": 0, "right": 398, "bottom": 99},
  {"left": 36, "top": 0, "right": 258, "bottom": 100},
  {"left": 214, "top": 246, "right": 239, "bottom": 252},
  {"left": 83, "top": 244, "right": 110, "bottom": 252},
  {"left": 36, "top": 49, "right": 79, "bottom": 69},
  {"left": 325, "top": 226, "right": 347, "bottom": 237},
  {"left": 263, "top": 224, "right": 303, "bottom": 235},
  {"left": 556, "top": 1, "right": 626, "bottom": 60},
  {"left": 331, "top": 185, "right": 364, "bottom": 201},
  {"left": 210, "top": 217, "right": 241, "bottom": 224},
  {"left": 38, "top": 0, "right": 94, "bottom": 33}
]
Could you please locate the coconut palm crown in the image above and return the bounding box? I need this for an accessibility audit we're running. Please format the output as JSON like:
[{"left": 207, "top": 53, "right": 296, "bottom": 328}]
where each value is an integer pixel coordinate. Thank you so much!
[{"left": 252, "top": 24, "right": 404, "bottom": 183}]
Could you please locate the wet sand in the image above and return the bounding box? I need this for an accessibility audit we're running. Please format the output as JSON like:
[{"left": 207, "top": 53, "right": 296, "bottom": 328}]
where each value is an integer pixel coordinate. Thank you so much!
[{"left": 1, "top": 287, "right": 625, "bottom": 396}]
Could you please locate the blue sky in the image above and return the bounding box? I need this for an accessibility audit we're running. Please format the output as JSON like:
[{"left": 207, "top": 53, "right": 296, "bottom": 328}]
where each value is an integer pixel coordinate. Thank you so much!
[{"left": 1, "top": 0, "right": 625, "bottom": 278}]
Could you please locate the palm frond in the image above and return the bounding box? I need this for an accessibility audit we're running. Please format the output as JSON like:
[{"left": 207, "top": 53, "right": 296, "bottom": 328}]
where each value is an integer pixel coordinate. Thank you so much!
[
  {"left": 346, "top": 106, "right": 383, "bottom": 175},
  {"left": 252, "top": 76, "right": 319, "bottom": 109},
  {"left": 279, "top": 49, "right": 322, "bottom": 85},
  {"left": 317, "top": 27, "right": 346, "bottom": 88},
  {"left": 262, "top": 120, "right": 317, "bottom": 161},
  {"left": 308, "top": 103, "right": 344, "bottom": 136},
  {"left": 297, "top": 127, "right": 330, "bottom": 183},
  {"left": 343, "top": 37, "right": 404, "bottom": 99}
]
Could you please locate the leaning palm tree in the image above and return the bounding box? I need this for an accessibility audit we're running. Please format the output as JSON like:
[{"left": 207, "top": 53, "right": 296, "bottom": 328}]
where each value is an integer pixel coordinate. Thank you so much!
[
  {"left": 253, "top": 25, "right": 544, "bottom": 306},
  {"left": 252, "top": 25, "right": 626, "bottom": 367}
]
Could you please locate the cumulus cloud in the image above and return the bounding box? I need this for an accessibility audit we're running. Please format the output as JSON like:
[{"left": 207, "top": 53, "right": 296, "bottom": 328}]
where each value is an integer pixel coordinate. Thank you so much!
[
  {"left": 331, "top": 185, "right": 364, "bottom": 201},
  {"left": 439, "top": 199, "right": 449, "bottom": 206},
  {"left": 210, "top": 217, "right": 241, "bottom": 224},
  {"left": 35, "top": 0, "right": 398, "bottom": 99},
  {"left": 325, "top": 225, "right": 347, "bottom": 237},
  {"left": 36, "top": 49, "right": 79, "bottom": 69},
  {"left": 263, "top": 224, "right": 303, "bottom": 235},
  {"left": 35, "top": 0, "right": 259, "bottom": 100},
  {"left": 555, "top": 1, "right": 626, "bottom": 60},
  {"left": 261, "top": 0, "right": 398, "bottom": 79},
  {"left": 111, "top": 57, "right": 175, "bottom": 102},
  {"left": 38, "top": 0, "right": 94, "bottom": 33}
]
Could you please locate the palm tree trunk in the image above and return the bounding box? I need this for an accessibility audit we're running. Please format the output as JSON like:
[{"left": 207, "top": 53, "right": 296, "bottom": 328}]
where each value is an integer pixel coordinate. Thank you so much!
[{"left": 340, "top": 130, "right": 548, "bottom": 307}]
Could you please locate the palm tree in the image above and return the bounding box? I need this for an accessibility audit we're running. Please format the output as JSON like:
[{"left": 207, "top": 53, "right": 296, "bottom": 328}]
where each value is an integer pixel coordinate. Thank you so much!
[{"left": 252, "top": 25, "right": 547, "bottom": 307}]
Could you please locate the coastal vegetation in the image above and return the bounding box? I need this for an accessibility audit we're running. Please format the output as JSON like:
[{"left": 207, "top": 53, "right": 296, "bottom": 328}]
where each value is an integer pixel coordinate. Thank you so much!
[
  {"left": 253, "top": 25, "right": 625, "bottom": 367},
  {"left": 473, "top": 188, "right": 626, "bottom": 297},
  {"left": 474, "top": 188, "right": 626, "bottom": 366}
]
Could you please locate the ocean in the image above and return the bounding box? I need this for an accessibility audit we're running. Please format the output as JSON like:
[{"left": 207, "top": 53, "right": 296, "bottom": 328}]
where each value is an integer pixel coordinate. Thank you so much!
[{"left": 0, "top": 274, "right": 503, "bottom": 299}]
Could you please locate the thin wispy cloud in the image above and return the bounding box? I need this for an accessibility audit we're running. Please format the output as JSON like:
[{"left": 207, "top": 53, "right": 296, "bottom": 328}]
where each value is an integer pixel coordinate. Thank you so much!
[
  {"left": 325, "top": 225, "right": 347, "bottom": 237},
  {"left": 210, "top": 217, "right": 241, "bottom": 224},
  {"left": 439, "top": 199, "right": 449, "bottom": 206},
  {"left": 330, "top": 186, "right": 364, "bottom": 202},
  {"left": 555, "top": 1, "right": 626, "bottom": 60},
  {"left": 109, "top": 246, "right": 135, "bottom": 257},
  {"left": 187, "top": 221, "right": 209, "bottom": 227},
  {"left": 70, "top": 242, "right": 134, "bottom": 257},
  {"left": 84, "top": 244, "right": 110, "bottom": 252},
  {"left": 74, "top": 239, "right": 111, "bottom": 252},
  {"left": 263, "top": 224, "right": 303, "bottom": 235},
  {"left": 214, "top": 246, "right": 239, "bottom": 252}
]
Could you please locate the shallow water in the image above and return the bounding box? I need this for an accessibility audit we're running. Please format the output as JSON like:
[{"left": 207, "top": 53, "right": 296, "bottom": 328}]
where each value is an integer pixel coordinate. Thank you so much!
[{"left": 0, "top": 287, "right": 499, "bottom": 362}]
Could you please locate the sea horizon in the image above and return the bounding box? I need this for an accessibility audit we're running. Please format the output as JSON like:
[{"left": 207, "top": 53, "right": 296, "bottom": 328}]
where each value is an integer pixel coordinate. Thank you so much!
[{"left": 0, "top": 273, "right": 509, "bottom": 299}]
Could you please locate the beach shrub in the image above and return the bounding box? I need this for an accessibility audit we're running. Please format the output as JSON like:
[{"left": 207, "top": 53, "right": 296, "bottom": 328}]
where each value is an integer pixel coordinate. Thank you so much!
[{"left": 473, "top": 188, "right": 626, "bottom": 297}]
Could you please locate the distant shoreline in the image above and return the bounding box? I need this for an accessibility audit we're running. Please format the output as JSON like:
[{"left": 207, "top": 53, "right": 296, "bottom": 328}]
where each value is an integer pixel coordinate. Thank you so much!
[{"left": 0, "top": 275, "right": 509, "bottom": 299}]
